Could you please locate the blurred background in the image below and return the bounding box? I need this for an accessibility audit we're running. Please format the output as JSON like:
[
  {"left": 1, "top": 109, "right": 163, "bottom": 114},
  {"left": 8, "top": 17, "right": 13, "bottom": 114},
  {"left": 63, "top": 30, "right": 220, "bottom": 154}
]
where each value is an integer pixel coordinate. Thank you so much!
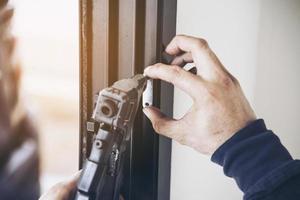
[{"left": 10, "top": 0, "right": 79, "bottom": 193}]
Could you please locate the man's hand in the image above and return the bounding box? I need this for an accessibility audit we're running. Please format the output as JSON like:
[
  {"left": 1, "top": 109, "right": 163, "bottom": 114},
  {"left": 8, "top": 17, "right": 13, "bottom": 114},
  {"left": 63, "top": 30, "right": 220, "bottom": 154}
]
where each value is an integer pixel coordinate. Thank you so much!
[
  {"left": 39, "top": 171, "right": 80, "bottom": 200},
  {"left": 143, "top": 35, "right": 256, "bottom": 155}
]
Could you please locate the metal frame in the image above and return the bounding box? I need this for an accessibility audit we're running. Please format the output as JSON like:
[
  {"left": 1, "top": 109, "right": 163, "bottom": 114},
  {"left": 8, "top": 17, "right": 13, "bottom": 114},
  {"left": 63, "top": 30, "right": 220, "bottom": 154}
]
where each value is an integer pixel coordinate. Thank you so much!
[{"left": 79, "top": 0, "right": 177, "bottom": 199}]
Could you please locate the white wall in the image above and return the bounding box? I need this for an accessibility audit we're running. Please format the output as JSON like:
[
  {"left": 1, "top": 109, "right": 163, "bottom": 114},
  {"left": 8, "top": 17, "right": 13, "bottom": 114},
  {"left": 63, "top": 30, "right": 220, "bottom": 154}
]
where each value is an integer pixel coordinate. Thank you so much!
[
  {"left": 254, "top": 0, "right": 300, "bottom": 159},
  {"left": 171, "top": 0, "right": 300, "bottom": 199}
]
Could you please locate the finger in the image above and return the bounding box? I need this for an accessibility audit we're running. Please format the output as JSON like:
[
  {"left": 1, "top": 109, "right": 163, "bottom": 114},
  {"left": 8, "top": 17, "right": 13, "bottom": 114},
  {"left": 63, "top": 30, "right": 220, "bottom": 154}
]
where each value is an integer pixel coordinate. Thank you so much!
[
  {"left": 143, "top": 106, "right": 178, "bottom": 138},
  {"left": 54, "top": 171, "right": 81, "bottom": 198},
  {"left": 144, "top": 63, "right": 202, "bottom": 100},
  {"left": 39, "top": 171, "right": 81, "bottom": 200},
  {"left": 165, "top": 35, "right": 228, "bottom": 81},
  {"left": 170, "top": 52, "right": 193, "bottom": 67},
  {"left": 62, "top": 170, "right": 82, "bottom": 190}
]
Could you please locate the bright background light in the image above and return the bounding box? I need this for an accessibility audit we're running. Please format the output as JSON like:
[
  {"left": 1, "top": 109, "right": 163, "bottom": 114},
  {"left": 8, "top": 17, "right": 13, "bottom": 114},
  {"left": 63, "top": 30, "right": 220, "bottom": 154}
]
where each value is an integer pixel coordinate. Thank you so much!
[{"left": 10, "top": 0, "right": 79, "bottom": 193}]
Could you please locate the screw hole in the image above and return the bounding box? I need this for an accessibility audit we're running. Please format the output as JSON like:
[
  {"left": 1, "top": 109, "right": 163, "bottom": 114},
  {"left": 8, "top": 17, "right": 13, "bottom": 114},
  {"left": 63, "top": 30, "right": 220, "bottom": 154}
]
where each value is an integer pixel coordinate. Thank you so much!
[{"left": 95, "top": 140, "right": 103, "bottom": 148}]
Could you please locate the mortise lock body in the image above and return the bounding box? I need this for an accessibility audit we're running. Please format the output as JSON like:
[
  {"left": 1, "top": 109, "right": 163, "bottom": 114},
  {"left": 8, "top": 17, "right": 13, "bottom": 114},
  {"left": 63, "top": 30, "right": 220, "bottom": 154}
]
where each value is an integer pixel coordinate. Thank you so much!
[{"left": 75, "top": 74, "right": 147, "bottom": 200}]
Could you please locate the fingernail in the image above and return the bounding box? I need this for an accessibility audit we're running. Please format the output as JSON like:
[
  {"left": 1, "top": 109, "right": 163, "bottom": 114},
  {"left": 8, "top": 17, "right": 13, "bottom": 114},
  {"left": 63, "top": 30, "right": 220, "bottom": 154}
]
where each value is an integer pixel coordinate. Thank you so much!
[
  {"left": 143, "top": 107, "right": 147, "bottom": 113},
  {"left": 165, "top": 44, "right": 171, "bottom": 52},
  {"left": 72, "top": 170, "right": 82, "bottom": 179},
  {"left": 144, "top": 66, "right": 152, "bottom": 74},
  {"left": 143, "top": 108, "right": 150, "bottom": 118}
]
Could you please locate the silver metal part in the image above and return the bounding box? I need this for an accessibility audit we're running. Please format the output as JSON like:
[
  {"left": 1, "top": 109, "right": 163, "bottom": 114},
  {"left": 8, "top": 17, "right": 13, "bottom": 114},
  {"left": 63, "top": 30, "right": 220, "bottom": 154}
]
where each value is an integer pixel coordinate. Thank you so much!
[
  {"left": 76, "top": 74, "right": 147, "bottom": 200},
  {"left": 142, "top": 79, "right": 153, "bottom": 108},
  {"left": 91, "top": 74, "right": 147, "bottom": 139}
]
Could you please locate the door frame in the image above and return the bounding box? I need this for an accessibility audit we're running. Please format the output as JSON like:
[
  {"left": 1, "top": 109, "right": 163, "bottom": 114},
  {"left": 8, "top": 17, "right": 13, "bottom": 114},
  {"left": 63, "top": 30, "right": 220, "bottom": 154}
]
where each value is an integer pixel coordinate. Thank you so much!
[{"left": 79, "top": 0, "right": 177, "bottom": 199}]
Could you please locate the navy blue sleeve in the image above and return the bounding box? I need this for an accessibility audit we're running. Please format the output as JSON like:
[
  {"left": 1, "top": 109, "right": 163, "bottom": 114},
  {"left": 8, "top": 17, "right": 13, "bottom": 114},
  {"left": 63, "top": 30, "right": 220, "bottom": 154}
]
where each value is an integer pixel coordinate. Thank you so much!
[{"left": 211, "top": 119, "right": 300, "bottom": 200}]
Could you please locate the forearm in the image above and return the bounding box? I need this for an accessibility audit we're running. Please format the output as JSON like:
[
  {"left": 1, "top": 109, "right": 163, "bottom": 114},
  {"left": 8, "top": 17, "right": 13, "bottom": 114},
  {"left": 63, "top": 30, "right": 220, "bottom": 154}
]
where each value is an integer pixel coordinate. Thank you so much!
[{"left": 211, "top": 119, "right": 300, "bottom": 199}]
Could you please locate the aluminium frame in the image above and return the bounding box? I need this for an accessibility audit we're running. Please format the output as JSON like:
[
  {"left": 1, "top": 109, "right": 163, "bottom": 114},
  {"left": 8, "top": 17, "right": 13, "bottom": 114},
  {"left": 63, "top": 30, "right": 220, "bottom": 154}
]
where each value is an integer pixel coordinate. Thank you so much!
[{"left": 79, "top": 0, "right": 177, "bottom": 199}]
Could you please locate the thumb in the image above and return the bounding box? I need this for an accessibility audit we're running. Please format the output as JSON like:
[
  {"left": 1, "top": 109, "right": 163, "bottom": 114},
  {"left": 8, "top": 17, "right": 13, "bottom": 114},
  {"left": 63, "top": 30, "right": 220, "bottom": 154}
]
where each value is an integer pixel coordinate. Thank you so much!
[
  {"left": 143, "top": 106, "right": 176, "bottom": 137},
  {"left": 39, "top": 171, "right": 81, "bottom": 200},
  {"left": 62, "top": 170, "right": 82, "bottom": 190}
]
